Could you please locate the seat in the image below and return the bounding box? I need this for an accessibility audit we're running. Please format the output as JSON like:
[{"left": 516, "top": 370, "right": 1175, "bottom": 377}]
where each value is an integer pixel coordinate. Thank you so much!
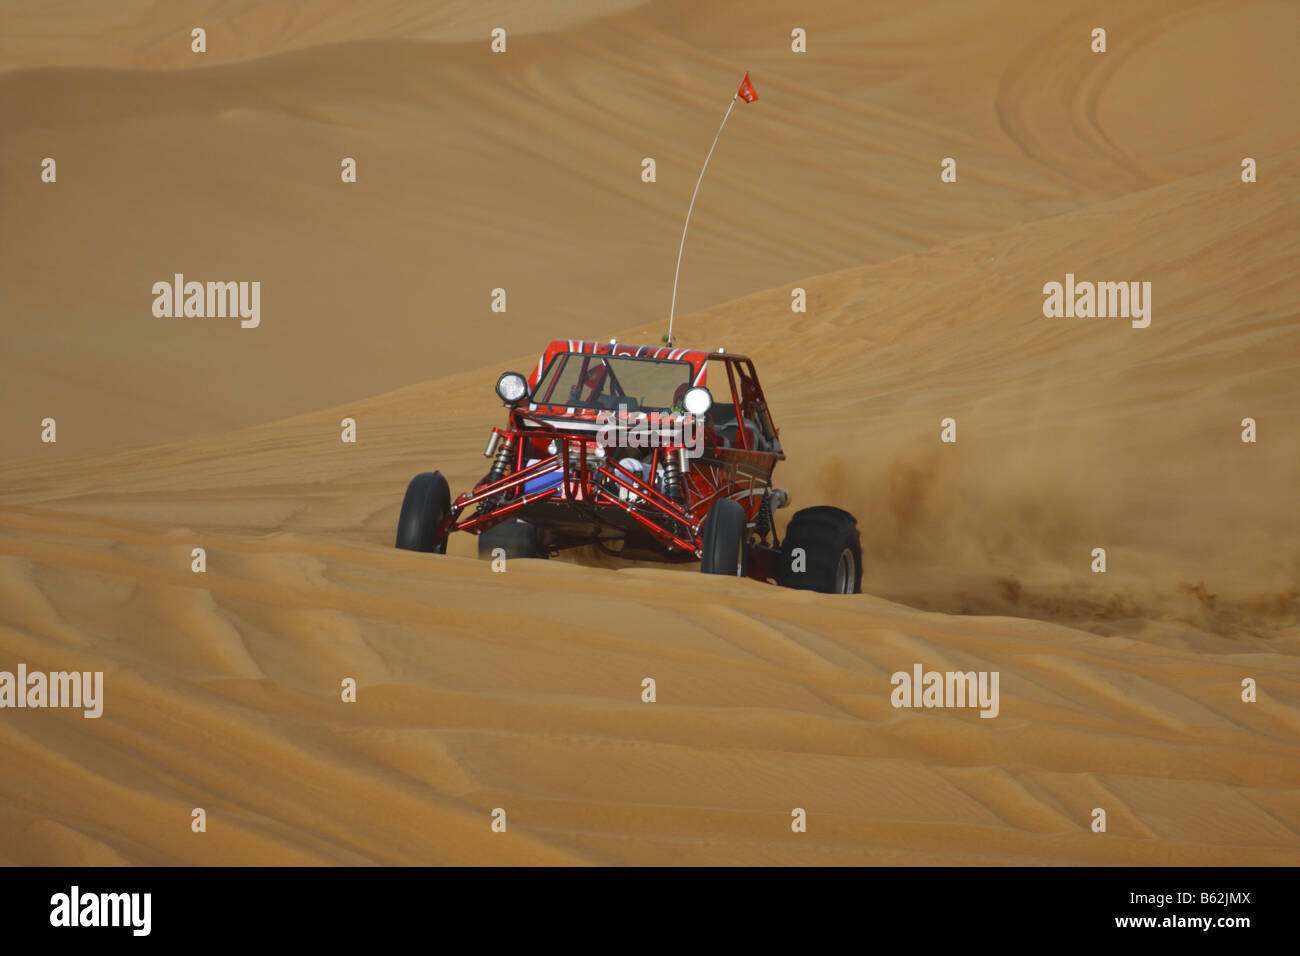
[
  {"left": 709, "top": 404, "right": 739, "bottom": 447},
  {"left": 741, "top": 420, "right": 770, "bottom": 452},
  {"left": 710, "top": 404, "right": 773, "bottom": 451}
]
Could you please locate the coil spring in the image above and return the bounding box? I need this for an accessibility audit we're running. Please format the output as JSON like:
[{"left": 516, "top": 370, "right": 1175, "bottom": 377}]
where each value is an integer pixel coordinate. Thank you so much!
[
  {"left": 489, "top": 434, "right": 515, "bottom": 479},
  {"left": 754, "top": 492, "right": 773, "bottom": 538},
  {"left": 663, "top": 452, "right": 682, "bottom": 500}
]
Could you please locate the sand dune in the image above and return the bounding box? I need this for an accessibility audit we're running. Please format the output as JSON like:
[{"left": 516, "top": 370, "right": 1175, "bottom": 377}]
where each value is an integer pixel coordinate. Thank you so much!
[
  {"left": 5, "top": 0, "right": 1292, "bottom": 461},
  {"left": 1, "top": 0, "right": 1297, "bottom": 864},
  {"left": 0, "top": 502, "right": 1296, "bottom": 864}
]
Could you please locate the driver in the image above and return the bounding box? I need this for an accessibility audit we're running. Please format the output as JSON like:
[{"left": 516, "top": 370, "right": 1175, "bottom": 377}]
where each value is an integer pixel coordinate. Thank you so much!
[{"left": 568, "top": 363, "right": 607, "bottom": 404}]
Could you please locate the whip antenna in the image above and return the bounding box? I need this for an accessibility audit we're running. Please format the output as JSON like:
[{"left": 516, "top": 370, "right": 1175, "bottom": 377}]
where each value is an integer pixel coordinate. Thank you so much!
[{"left": 665, "top": 72, "right": 758, "bottom": 347}]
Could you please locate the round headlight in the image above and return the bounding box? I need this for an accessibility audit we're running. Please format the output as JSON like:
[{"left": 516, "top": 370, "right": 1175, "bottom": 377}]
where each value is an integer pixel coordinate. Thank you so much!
[
  {"left": 496, "top": 372, "right": 528, "bottom": 404},
  {"left": 682, "top": 386, "right": 713, "bottom": 416}
]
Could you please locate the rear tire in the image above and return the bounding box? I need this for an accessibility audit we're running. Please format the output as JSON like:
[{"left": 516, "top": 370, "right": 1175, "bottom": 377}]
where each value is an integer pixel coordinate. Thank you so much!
[
  {"left": 478, "top": 518, "right": 547, "bottom": 560},
  {"left": 700, "top": 498, "right": 747, "bottom": 576},
  {"left": 395, "top": 471, "right": 451, "bottom": 553},
  {"left": 777, "top": 506, "right": 862, "bottom": 594}
]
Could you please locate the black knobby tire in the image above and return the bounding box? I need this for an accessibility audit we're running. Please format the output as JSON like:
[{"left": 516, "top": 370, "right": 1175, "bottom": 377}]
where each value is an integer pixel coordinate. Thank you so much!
[
  {"left": 478, "top": 518, "right": 547, "bottom": 560},
  {"left": 395, "top": 471, "right": 451, "bottom": 553},
  {"left": 700, "top": 497, "right": 747, "bottom": 576},
  {"left": 777, "top": 506, "right": 862, "bottom": 594}
]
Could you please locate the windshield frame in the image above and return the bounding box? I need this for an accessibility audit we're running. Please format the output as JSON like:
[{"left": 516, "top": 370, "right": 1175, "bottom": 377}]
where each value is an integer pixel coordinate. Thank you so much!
[{"left": 531, "top": 352, "right": 695, "bottom": 412}]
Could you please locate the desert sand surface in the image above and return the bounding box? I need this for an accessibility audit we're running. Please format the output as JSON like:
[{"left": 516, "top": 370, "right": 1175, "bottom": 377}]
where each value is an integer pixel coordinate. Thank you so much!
[{"left": 0, "top": 0, "right": 1297, "bottom": 864}]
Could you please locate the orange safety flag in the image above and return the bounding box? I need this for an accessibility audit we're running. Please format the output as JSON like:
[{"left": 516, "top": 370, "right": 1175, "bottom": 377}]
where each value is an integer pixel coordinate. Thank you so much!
[{"left": 736, "top": 72, "right": 758, "bottom": 103}]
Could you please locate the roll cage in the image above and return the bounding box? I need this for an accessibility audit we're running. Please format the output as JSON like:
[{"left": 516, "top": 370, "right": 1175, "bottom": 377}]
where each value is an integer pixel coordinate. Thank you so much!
[{"left": 435, "top": 341, "right": 785, "bottom": 577}]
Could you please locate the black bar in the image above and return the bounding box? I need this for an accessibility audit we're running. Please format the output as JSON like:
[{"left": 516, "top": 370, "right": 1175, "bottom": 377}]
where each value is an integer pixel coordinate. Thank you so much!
[{"left": 0, "top": 866, "right": 1284, "bottom": 944}]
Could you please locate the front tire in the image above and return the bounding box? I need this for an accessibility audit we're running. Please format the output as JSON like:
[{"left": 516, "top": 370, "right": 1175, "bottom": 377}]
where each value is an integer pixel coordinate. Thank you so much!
[
  {"left": 700, "top": 498, "right": 747, "bottom": 576},
  {"left": 777, "top": 506, "right": 862, "bottom": 594},
  {"left": 395, "top": 471, "right": 451, "bottom": 553}
]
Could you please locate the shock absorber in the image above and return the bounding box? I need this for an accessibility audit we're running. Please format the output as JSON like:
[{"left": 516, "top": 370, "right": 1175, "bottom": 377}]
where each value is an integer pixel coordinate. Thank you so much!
[
  {"left": 754, "top": 491, "right": 772, "bottom": 538},
  {"left": 663, "top": 448, "right": 684, "bottom": 501},
  {"left": 488, "top": 432, "right": 516, "bottom": 481}
]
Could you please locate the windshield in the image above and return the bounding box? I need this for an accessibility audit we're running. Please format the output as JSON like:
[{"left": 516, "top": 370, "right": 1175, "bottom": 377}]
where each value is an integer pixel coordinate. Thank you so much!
[{"left": 532, "top": 353, "right": 694, "bottom": 411}]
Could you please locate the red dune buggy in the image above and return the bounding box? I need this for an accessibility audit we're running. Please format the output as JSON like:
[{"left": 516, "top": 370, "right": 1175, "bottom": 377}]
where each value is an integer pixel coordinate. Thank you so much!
[{"left": 395, "top": 339, "right": 861, "bottom": 593}]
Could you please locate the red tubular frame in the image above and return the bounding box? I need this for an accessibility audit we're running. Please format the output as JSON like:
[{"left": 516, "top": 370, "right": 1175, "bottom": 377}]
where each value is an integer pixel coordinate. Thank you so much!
[
  {"left": 432, "top": 345, "right": 787, "bottom": 564},
  {"left": 439, "top": 412, "right": 701, "bottom": 553}
]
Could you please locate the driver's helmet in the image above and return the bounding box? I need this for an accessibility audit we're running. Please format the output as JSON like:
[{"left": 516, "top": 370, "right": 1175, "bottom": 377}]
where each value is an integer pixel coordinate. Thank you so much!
[{"left": 582, "top": 365, "right": 607, "bottom": 392}]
